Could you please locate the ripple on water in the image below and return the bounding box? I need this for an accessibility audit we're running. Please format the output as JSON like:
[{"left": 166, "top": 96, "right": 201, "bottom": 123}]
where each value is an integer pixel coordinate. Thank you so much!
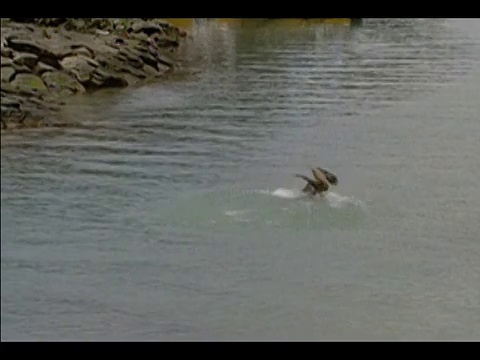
[
  {"left": 2, "top": 18, "right": 480, "bottom": 341},
  {"left": 162, "top": 187, "right": 366, "bottom": 232}
]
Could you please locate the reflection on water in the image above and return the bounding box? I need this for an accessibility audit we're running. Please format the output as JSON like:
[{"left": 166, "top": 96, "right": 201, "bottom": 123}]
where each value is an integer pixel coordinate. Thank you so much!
[{"left": 2, "top": 19, "right": 480, "bottom": 341}]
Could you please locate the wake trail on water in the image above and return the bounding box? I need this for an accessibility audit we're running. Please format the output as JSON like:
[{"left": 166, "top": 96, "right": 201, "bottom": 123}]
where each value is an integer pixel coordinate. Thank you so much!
[{"left": 254, "top": 188, "right": 365, "bottom": 209}]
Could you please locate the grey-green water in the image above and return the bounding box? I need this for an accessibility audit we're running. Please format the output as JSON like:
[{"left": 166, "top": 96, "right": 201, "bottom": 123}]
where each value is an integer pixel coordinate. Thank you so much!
[{"left": 2, "top": 19, "right": 480, "bottom": 341}]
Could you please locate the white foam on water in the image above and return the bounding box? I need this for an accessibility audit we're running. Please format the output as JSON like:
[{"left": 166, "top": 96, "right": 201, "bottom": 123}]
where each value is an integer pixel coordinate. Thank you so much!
[
  {"left": 253, "top": 188, "right": 365, "bottom": 210},
  {"left": 225, "top": 209, "right": 247, "bottom": 217},
  {"left": 325, "top": 191, "right": 365, "bottom": 209},
  {"left": 272, "top": 188, "right": 301, "bottom": 199},
  {"left": 257, "top": 188, "right": 302, "bottom": 199},
  {"left": 224, "top": 209, "right": 252, "bottom": 223},
  {"left": 262, "top": 187, "right": 363, "bottom": 205}
]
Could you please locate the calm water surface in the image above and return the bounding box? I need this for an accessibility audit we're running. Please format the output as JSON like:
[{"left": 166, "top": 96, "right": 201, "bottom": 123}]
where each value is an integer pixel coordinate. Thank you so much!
[{"left": 2, "top": 19, "right": 480, "bottom": 340}]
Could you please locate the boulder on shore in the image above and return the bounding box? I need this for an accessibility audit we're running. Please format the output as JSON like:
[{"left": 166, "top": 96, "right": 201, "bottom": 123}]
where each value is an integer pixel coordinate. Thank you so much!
[{"left": 1, "top": 18, "right": 187, "bottom": 131}]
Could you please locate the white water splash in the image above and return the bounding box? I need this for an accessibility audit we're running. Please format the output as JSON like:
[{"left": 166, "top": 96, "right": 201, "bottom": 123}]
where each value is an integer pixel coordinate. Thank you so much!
[
  {"left": 255, "top": 188, "right": 302, "bottom": 199},
  {"left": 224, "top": 209, "right": 251, "bottom": 223},
  {"left": 225, "top": 209, "right": 248, "bottom": 217},
  {"left": 271, "top": 188, "right": 302, "bottom": 199},
  {"left": 255, "top": 188, "right": 365, "bottom": 209},
  {"left": 325, "top": 191, "right": 365, "bottom": 209}
]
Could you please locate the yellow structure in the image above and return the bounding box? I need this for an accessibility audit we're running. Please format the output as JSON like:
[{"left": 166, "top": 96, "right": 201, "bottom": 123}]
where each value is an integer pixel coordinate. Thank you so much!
[{"left": 162, "top": 18, "right": 354, "bottom": 29}]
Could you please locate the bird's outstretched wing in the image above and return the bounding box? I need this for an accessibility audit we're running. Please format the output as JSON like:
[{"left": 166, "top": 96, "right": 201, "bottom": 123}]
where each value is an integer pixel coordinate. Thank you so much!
[
  {"left": 296, "top": 173, "right": 329, "bottom": 193},
  {"left": 295, "top": 174, "right": 318, "bottom": 188},
  {"left": 316, "top": 167, "right": 338, "bottom": 185},
  {"left": 312, "top": 168, "right": 328, "bottom": 184}
]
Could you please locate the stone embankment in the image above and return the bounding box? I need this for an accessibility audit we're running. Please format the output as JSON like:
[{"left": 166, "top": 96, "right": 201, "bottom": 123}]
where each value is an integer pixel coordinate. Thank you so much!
[{"left": 1, "top": 18, "right": 187, "bottom": 130}]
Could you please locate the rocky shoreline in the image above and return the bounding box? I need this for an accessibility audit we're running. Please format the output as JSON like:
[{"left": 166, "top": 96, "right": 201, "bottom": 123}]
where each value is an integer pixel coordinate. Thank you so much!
[{"left": 1, "top": 18, "right": 187, "bottom": 131}]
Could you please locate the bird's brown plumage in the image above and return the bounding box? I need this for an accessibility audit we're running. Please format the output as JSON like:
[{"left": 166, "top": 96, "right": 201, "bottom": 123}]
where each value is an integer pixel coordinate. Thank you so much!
[
  {"left": 317, "top": 167, "right": 338, "bottom": 185},
  {"left": 296, "top": 166, "right": 338, "bottom": 196}
]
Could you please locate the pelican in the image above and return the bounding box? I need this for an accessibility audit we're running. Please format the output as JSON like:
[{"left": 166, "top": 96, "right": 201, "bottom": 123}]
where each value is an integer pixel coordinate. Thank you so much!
[{"left": 296, "top": 167, "right": 338, "bottom": 196}]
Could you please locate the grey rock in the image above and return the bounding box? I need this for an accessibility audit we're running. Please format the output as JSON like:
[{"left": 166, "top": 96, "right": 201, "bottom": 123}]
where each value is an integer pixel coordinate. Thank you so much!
[
  {"left": 6, "top": 38, "right": 62, "bottom": 69},
  {"left": 143, "top": 64, "right": 159, "bottom": 77},
  {"left": 116, "top": 52, "right": 128, "bottom": 63},
  {"left": 12, "top": 63, "right": 33, "bottom": 74},
  {"left": 94, "top": 54, "right": 146, "bottom": 80},
  {"left": 34, "top": 61, "right": 56, "bottom": 75},
  {"left": 121, "top": 65, "right": 148, "bottom": 79},
  {"left": 70, "top": 44, "right": 96, "bottom": 58},
  {"left": 155, "top": 38, "right": 180, "bottom": 48},
  {"left": 121, "top": 73, "right": 141, "bottom": 86},
  {"left": 157, "top": 54, "right": 174, "bottom": 68},
  {"left": 129, "top": 32, "right": 150, "bottom": 42},
  {"left": 63, "top": 18, "right": 86, "bottom": 31},
  {"left": 90, "top": 67, "right": 128, "bottom": 88},
  {"left": 66, "top": 46, "right": 94, "bottom": 58},
  {"left": 1, "top": 45, "right": 13, "bottom": 58},
  {"left": 157, "top": 62, "right": 173, "bottom": 73},
  {"left": 1, "top": 18, "right": 185, "bottom": 131},
  {"left": 42, "top": 70, "right": 86, "bottom": 95},
  {"left": 95, "top": 29, "right": 110, "bottom": 36},
  {"left": 118, "top": 47, "right": 144, "bottom": 69},
  {"left": 27, "top": 96, "right": 61, "bottom": 111},
  {"left": 10, "top": 73, "right": 48, "bottom": 93},
  {"left": 1, "top": 105, "right": 27, "bottom": 124},
  {"left": 131, "top": 46, "right": 159, "bottom": 71},
  {"left": 13, "top": 52, "right": 38, "bottom": 68},
  {"left": 1, "top": 57, "right": 13, "bottom": 66},
  {"left": 129, "top": 21, "right": 164, "bottom": 36},
  {"left": 42, "top": 28, "right": 55, "bottom": 40},
  {"left": 0, "top": 96, "right": 21, "bottom": 108},
  {"left": 15, "top": 18, "right": 67, "bottom": 26},
  {"left": 1, "top": 66, "right": 15, "bottom": 82},
  {"left": 60, "top": 55, "right": 97, "bottom": 84}
]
